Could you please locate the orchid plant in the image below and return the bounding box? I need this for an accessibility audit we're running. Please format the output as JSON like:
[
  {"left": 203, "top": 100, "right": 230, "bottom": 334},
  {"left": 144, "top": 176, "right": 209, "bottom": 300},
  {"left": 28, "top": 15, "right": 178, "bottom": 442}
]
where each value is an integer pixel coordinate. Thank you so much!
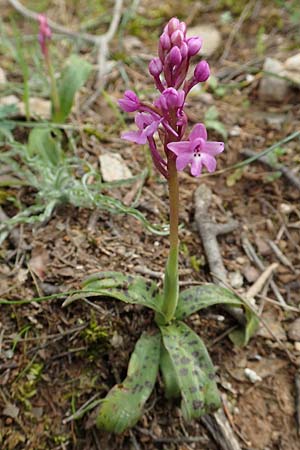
[
  {"left": 79, "top": 17, "right": 258, "bottom": 433},
  {"left": 38, "top": 14, "right": 92, "bottom": 124}
]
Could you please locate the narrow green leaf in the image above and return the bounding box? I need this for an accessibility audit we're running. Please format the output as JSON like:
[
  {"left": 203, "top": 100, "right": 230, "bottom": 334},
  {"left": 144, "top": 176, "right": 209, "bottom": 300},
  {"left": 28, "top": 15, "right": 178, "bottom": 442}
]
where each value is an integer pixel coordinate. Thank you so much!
[
  {"left": 55, "top": 55, "right": 93, "bottom": 123},
  {"left": 96, "top": 331, "right": 161, "bottom": 433},
  {"left": 80, "top": 272, "right": 163, "bottom": 314},
  {"left": 160, "top": 322, "right": 221, "bottom": 421},
  {"left": 175, "top": 284, "right": 242, "bottom": 320}
]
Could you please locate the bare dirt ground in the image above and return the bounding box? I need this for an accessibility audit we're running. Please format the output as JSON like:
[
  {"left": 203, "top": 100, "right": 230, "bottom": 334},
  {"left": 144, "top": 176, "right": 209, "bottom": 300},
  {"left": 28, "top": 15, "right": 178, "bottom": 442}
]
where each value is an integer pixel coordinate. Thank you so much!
[{"left": 1, "top": 1, "right": 300, "bottom": 449}]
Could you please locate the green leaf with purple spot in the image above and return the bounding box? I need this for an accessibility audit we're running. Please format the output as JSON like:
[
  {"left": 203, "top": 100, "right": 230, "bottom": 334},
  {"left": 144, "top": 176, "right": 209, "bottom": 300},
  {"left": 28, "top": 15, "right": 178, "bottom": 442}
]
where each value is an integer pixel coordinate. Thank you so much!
[
  {"left": 78, "top": 271, "right": 164, "bottom": 314},
  {"left": 175, "top": 284, "right": 242, "bottom": 320},
  {"left": 96, "top": 331, "right": 161, "bottom": 433},
  {"left": 160, "top": 345, "right": 181, "bottom": 399},
  {"left": 160, "top": 322, "right": 221, "bottom": 421}
]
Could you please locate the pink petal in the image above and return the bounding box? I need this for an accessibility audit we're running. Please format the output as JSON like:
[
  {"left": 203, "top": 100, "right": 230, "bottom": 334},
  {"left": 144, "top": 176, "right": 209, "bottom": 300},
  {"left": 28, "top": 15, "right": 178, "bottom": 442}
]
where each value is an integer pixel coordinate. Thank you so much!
[
  {"left": 167, "top": 141, "right": 191, "bottom": 156},
  {"left": 144, "top": 120, "right": 160, "bottom": 137},
  {"left": 176, "top": 152, "right": 193, "bottom": 171},
  {"left": 121, "top": 130, "right": 147, "bottom": 144},
  {"left": 190, "top": 156, "right": 203, "bottom": 177},
  {"left": 189, "top": 123, "right": 207, "bottom": 141},
  {"left": 201, "top": 153, "right": 217, "bottom": 172},
  {"left": 203, "top": 141, "right": 224, "bottom": 156}
]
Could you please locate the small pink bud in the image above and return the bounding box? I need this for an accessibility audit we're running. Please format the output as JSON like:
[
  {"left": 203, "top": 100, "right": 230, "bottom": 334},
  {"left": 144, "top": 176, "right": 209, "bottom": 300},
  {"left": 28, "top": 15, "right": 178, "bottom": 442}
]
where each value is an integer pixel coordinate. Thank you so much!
[
  {"left": 170, "top": 30, "right": 184, "bottom": 46},
  {"left": 194, "top": 60, "right": 210, "bottom": 82},
  {"left": 179, "top": 21, "right": 187, "bottom": 35},
  {"left": 159, "top": 32, "right": 171, "bottom": 50},
  {"left": 118, "top": 90, "right": 140, "bottom": 112},
  {"left": 149, "top": 58, "right": 163, "bottom": 77},
  {"left": 168, "top": 46, "right": 182, "bottom": 66},
  {"left": 180, "top": 42, "right": 188, "bottom": 59},
  {"left": 38, "top": 14, "right": 51, "bottom": 57},
  {"left": 187, "top": 37, "right": 202, "bottom": 56},
  {"left": 167, "top": 17, "right": 180, "bottom": 35}
]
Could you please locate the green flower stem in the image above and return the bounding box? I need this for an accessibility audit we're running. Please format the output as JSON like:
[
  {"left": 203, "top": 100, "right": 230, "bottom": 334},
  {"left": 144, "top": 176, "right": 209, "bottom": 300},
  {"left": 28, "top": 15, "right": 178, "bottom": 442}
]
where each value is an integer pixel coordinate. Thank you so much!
[
  {"left": 45, "top": 52, "right": 60, "bottom": 120},
  {"left": 161, "top": 155, "right": 179, "bottom": 323}
]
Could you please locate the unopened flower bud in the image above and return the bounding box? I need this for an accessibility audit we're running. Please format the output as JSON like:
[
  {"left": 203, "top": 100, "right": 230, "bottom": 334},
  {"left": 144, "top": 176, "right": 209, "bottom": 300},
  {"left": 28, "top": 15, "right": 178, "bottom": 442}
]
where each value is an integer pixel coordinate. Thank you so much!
[
  {"left": 38, "top": 14, "right": 51, "bottom": 56},
  {"left": 159, "top": 32, "right": 171, "bottom": 50},
  {"left": 149, "top": 57, "right": 163, "bottom": 77},
  {"left": 187, "top": 37, "right": 202, "bottom": 56},
  {"left": 118, "top": 90, "right": 140, "bottom": 112},
  {"left": 171, "top": 30, "right": 184, "bottom": 46},
  {"left": 168, "top": 46, "right": 182, "bottom": 66},
  {"left": 194, "top": 60, "right": 210, "bottom": 82},
  {"left": 180, "top": 42, "right": 188, "bottom": 59},
  {"left": 167, "top": 17, "right": 180, "bottom": 35},
  {"left": 179, "top": 21, "right": 187, "bottom": 34}
]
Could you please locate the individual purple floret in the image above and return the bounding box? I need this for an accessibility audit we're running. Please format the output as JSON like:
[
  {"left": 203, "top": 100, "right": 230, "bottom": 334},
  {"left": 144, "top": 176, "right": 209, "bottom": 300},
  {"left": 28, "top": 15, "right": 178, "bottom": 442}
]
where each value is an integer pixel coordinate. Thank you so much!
[
  {"left": 167, "top": 124, "right": 224, "bottom": 177},
  {"left": 119, "top": 17, "right": 224, "bottom": 179},
  {"left": 118, "top": 90, "right": 141, "bottom": 112},
  {"left": 38, "top": 14, "right": 52, "bottom": 57}
]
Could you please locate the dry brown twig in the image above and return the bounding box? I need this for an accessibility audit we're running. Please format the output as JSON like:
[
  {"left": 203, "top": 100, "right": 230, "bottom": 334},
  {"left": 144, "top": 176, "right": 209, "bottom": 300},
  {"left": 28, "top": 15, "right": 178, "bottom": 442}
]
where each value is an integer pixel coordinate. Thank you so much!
[
  {"left": 194, "top": 183, "right": 243, "bottom": 450},
  {"left": 241, "top": 233, "right": 287, "bottom": 305},
  {"left": 241, "top": 148, "right": 300, "bottom": 191},
  {"left": 8, "top": 0, "right": 124, "bottom": 87}
]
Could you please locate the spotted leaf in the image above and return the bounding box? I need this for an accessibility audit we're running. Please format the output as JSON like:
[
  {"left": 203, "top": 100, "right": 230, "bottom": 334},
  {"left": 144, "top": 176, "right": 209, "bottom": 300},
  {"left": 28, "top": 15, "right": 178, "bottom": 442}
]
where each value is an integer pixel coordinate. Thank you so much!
[
  {"left": 160, "top": 322, "right": 221, "bottom": 421},
  {"left": 175, "top": 284, "right": 243, "bottom": 320},
  {"left": 160, "top": 346, "right": 181, "bottom": 399},
  {"left": 76, "top": 271, "right": 164, "bottom": 314},
  {"left": 96, "top": 331, "right": 161, "bottom": 433}
]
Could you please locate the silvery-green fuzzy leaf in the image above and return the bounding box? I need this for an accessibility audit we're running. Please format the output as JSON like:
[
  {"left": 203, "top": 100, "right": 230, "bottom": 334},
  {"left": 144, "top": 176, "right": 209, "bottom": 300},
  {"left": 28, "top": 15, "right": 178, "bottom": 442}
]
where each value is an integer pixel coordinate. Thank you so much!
[
  {"left": 80, "top": 271, "right": 163, "bottom": 314},
  {"left": 175, "top": 284, "right": 242, "bottom": 320},
  {"left": 160, "top": 322, "right": 220, "bottom": 421},
  {"left": 96, "top": 331, "right": 161, "bottom": 433},
  {"left": 55, "top": 55, "right": 93, "bottom": 123}
]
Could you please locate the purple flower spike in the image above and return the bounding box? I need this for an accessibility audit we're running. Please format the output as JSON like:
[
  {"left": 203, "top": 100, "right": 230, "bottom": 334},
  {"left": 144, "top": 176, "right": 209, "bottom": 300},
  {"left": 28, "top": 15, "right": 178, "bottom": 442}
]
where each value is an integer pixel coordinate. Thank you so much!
[
  {"left": 38, "top": 14, "right": 51, "bottom": 57},
  {"left": 187, "top": 37, "right": 202, "bottom": 56},
  {"left": 194, "top": 60, "right": 210, "bottom": 82},
  {"left": 121, "top": 112, "right": 161, "bottom": 145},
  {"left": 118, "top": 17, "right": 220, "bottom": 178},
  {"left": 118, "top": 90, "right": 140, "bottom": 112},
  {"left": 167, "top": 123, "right": 224, "bottom": 177}
]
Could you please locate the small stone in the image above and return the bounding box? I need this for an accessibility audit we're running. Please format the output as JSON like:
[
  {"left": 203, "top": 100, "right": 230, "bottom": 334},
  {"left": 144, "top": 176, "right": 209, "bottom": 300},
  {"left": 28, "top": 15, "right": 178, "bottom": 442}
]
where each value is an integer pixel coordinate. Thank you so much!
[
  {"left": 283, "top": 53, "right": 300, "bottom": 84},
  {"left": 187, "top": 25, "right": 221, "bottom": 57},
  {"left": 0, "top": 95, "right": 19, "bottom": 107},
  {"left": 0, "top": 67, "right": 7, "bottom": 84},
  {"left": 228, "top": 270, "right": 244, "bottom": 289},
  {"left": 3, "top": 403, "right": 19, "bottom": 419},
  {"left": 255, "top": 236, "right": 271, "bottom": 256},
  {"left": 287, "top": 318, "right": 300, "bottom": 341},
  {"left": 279, "top": 203, "right": 294, "bottom": 214},
  {"left": 294, "top": 342, "right": 300, "bottom": 352},
  {"left": 111, "top": 332, "right": 123, "bottom": 348},
  {"left": 264, "top": 114, "right": 286, "bottom": 130},
  {"left": 244, "top": 367, "right": 262, "bottom": 383},
  {"left": 259, "top": 58, "right": 289, "bottom": 102},
  {"left": 20, "top": 97, "right": 51, "bottom": 120},
  {"left": 229, "top": 125, "right": 242, "bottom": 137},
  {"left": 243, "top": 265, "right": 260, "bottom": 283},
  {"left": 99, "top": 153, "right": 132, "bottom": 182}
]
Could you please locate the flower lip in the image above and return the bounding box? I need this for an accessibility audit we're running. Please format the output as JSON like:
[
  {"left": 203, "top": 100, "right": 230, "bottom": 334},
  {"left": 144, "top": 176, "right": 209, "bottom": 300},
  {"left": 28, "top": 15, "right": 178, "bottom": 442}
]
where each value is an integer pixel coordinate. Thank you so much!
[{"left": 167, "top": 123, "right": 224, "bottom": 177}]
